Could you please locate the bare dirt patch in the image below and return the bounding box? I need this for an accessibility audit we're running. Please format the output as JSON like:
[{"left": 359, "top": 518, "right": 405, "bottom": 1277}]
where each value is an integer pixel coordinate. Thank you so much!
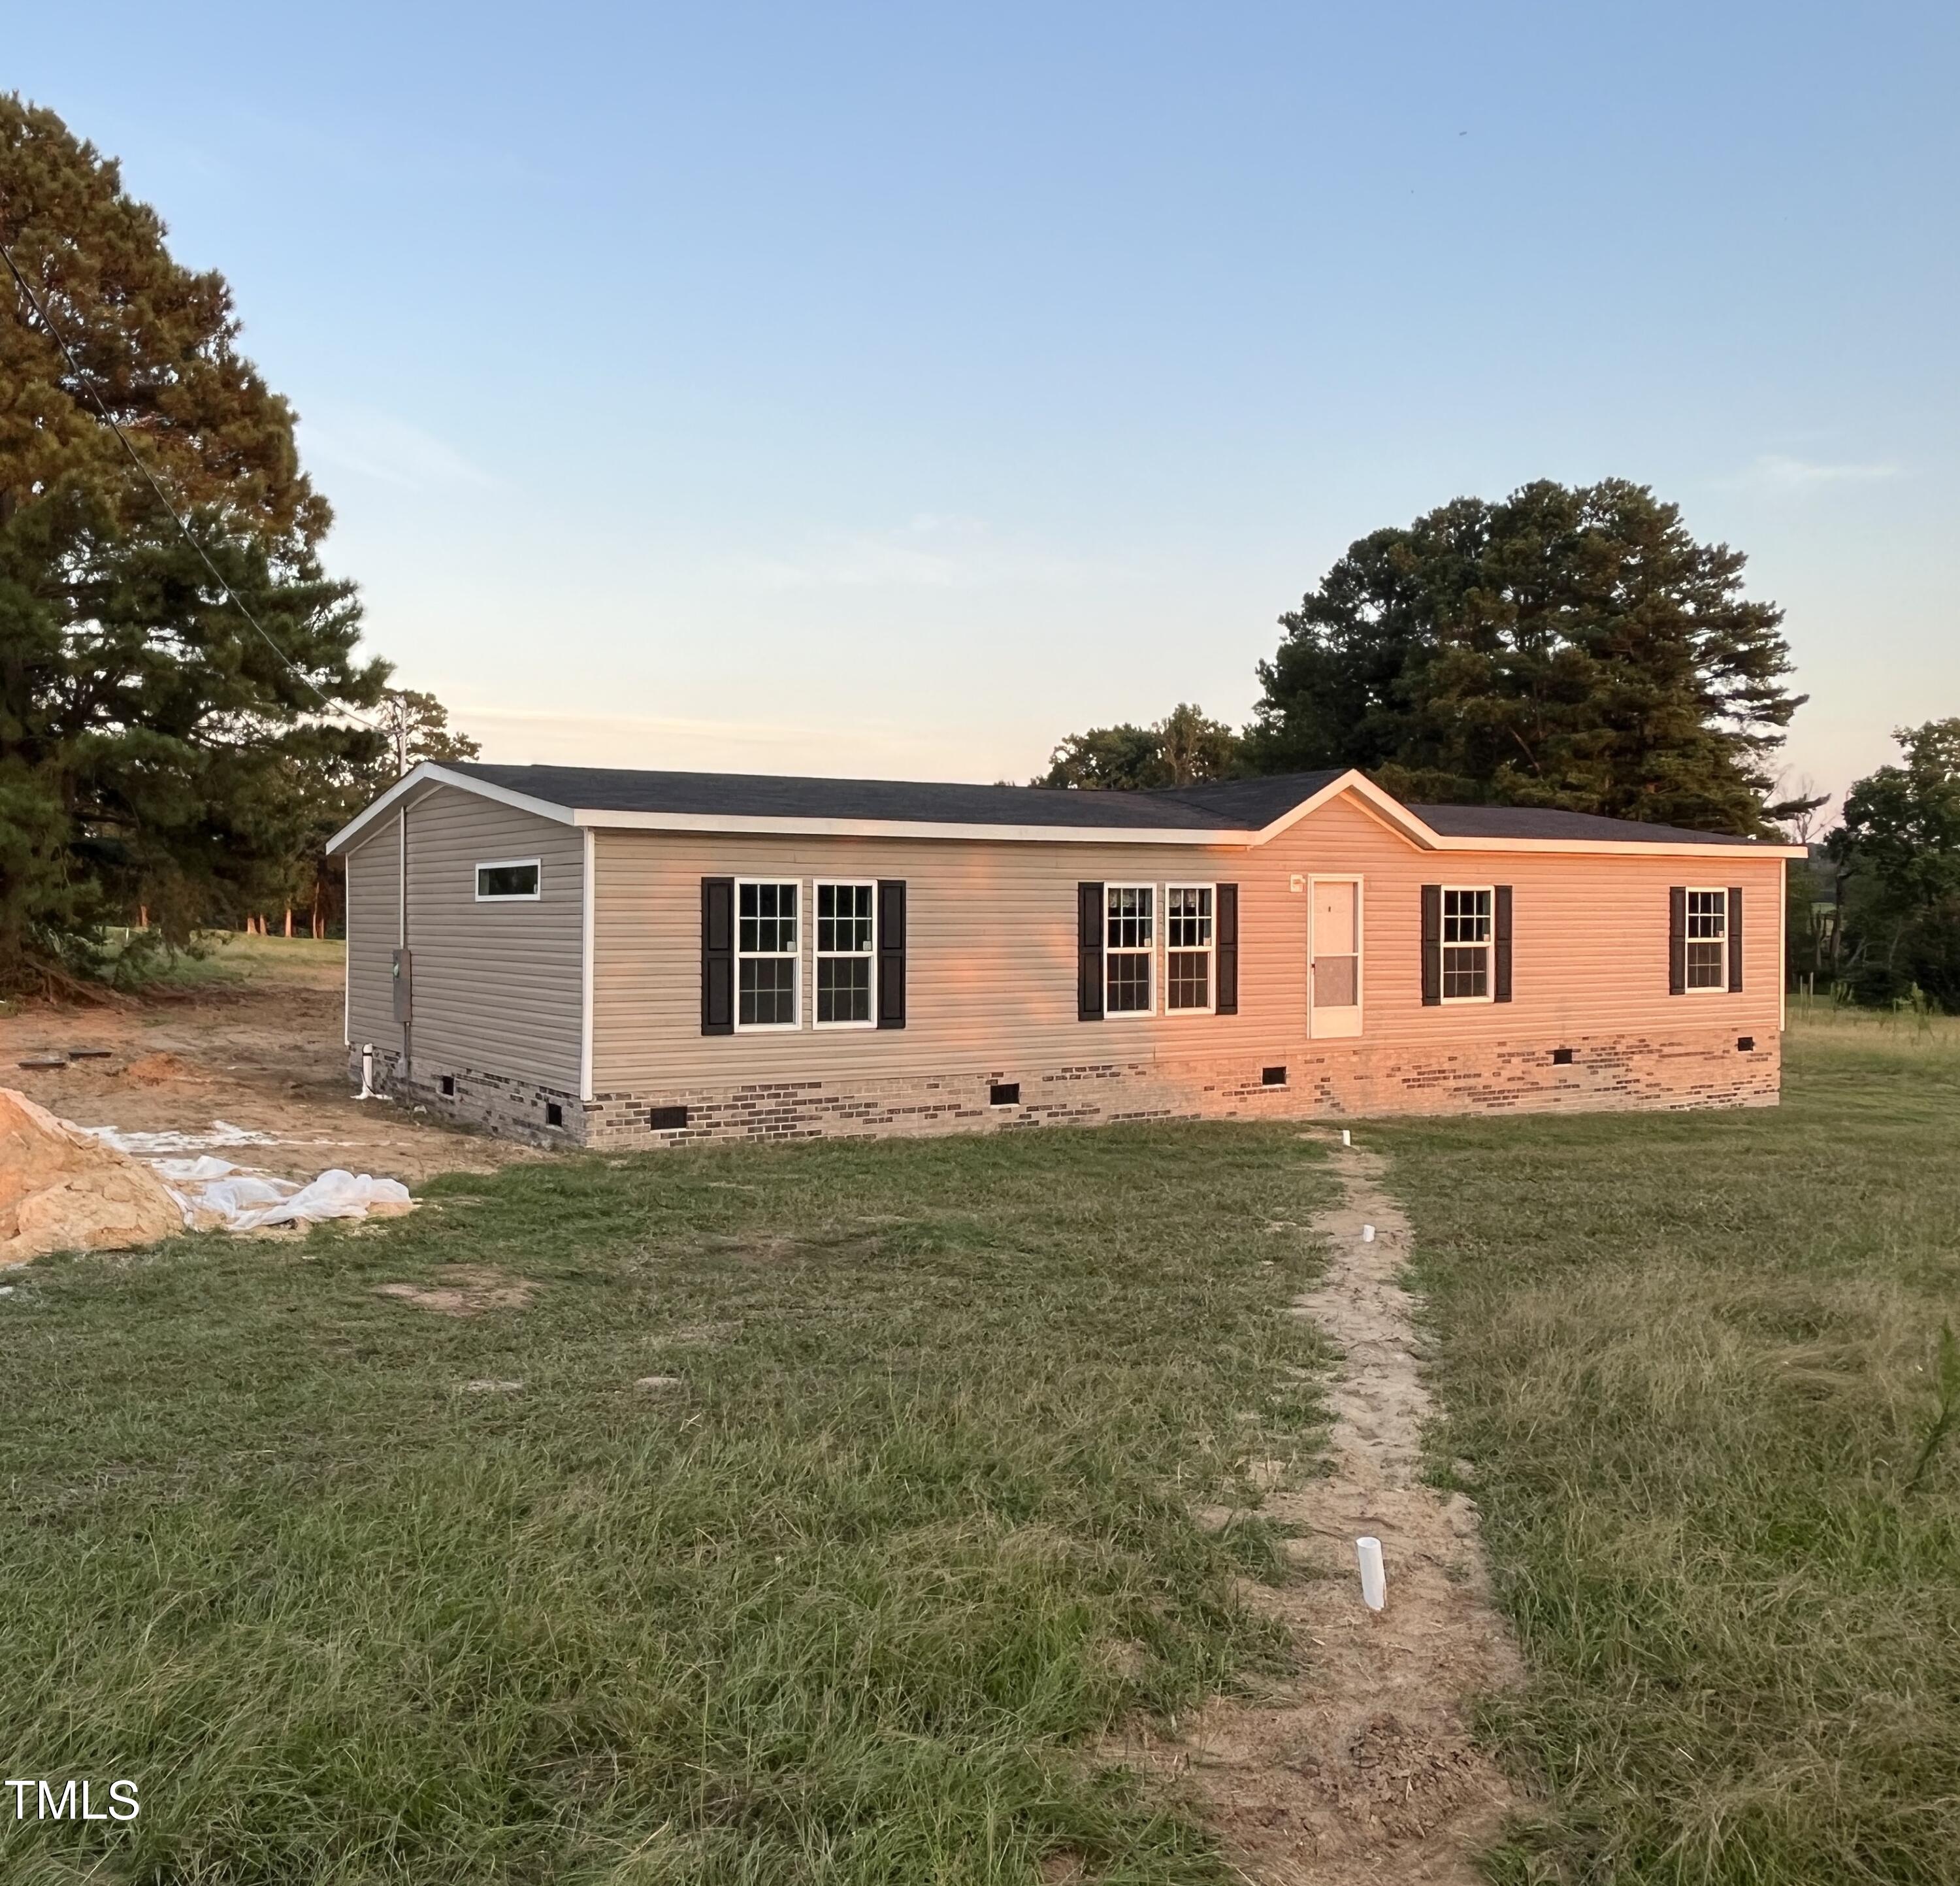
[
  {"left": 1117, "top": 1130, "right": 1522, "bottom": 1883},
  {"left": 0, "top": 941, "right": 547, "bottom": 1186},
  {"left": 374, "top": 1266, "right": 537, "bottom": 1317}
]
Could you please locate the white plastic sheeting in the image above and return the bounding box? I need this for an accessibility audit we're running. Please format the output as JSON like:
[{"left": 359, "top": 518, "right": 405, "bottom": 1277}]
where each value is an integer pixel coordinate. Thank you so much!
[
  {"left": 150, "top": 1157, "right": 413, "bottom": 1232},
  {"left": 85, "top": 1121, "right": 275, "bottom": 1157}
]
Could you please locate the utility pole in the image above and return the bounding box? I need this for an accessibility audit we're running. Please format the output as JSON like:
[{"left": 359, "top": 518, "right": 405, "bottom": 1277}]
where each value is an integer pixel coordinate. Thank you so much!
[{"left": 379, "top": 691, "right": 411, "bottom": 778}]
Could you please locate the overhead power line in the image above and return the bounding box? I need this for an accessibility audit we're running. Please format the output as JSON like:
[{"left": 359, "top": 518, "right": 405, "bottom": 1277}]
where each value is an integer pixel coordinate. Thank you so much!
[{"left": 0, "top": 233, "right": 381, "bottom": 733}]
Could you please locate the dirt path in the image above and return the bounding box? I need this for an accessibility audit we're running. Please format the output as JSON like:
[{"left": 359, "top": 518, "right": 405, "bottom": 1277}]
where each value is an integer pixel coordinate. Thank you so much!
[{"left": 1124, "top": 1129, "right": 1523, "bottom": 1882}]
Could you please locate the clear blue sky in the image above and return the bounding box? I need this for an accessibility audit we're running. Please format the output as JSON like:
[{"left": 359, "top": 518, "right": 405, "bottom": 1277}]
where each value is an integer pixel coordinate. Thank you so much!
[{"left": 12, "top": 2, "right": 1956, "bottom": 804}]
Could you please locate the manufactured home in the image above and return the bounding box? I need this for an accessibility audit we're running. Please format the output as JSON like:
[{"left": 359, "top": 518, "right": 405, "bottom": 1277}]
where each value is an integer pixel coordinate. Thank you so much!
[{"left": 324, "top": 763, "right": 1801, "bottom": 1148}]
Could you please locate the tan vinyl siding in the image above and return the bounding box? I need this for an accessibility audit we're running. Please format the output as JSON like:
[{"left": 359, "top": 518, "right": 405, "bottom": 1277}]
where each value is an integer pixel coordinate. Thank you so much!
[
  {"left": 398, "top": 787, "right": 585, "bottom": 1090},
  {"left": 344, "top": 817, "right": 402, "bottom": 1052},
  {"left": 591, "top": 791, "right": 1784, "bottom": 1093}
]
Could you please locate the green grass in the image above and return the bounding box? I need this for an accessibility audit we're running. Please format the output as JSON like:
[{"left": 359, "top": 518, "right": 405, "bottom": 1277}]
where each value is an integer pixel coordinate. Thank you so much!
[
  {"left": 0, "top": 1124, "right": 1332, "bottom": 1885},
  {"left": 1374, "top": 1019, "right": 1960, "bottom": 1884},
  {"left": 118, "top": 930, "right": 347, "bottom": 992}
]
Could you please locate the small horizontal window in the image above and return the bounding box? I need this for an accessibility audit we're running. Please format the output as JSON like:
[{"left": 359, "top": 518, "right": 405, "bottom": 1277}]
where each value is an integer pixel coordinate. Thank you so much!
[
  {"left": 1551, "top": 1048, "right": 1574, "bottom": 1066},
  {"left": 649, "top": 1104, "right": 689, "bottom": 1130},
  {"left": 989, "top": 1082, "right": 1020, "bottom": 1107},
  {"left": 1737, "top": 1036, "right": 1755, "bottom": 1053},
  {"left": 1262, "top": 1065, "right": 1287, "bottom": 1087},
  {"left": 476, "top": 859, "right": 541, "bottom": 901}
]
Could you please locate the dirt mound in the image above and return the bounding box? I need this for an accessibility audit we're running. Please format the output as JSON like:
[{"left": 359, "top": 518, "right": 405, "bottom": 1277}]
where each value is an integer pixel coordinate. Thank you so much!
[
  {"left": 0, "top": 1087, "right": 184, "bottom": 1267},
  {"left": 121, "top": 1051, "right": 209, "bottom": 1085}
]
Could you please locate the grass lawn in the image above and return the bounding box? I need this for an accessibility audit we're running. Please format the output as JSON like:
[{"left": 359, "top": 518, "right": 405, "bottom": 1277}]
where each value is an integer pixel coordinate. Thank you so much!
[
  {"left": 0, "top": 1124, "right": 1333, "bottom": 1884},
  {"left": 1377, "top": 1014, "right": 1960, "bottom": 1884},
  {"left": 129, "top": 930, "right": 348, "bottom": 992}
]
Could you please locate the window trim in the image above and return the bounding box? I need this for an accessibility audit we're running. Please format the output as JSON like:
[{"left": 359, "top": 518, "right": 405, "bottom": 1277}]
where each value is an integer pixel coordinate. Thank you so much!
[
  {"left": 733, "top": 876, "right": 802, "bottom": 1032},
  {"left": 1103, "top": 882, "right": 1157, "bottom": 1017},
  {"left": 1439, "top": 884, "right": 1495, "bottom": 1005},
  {"left": 474, "top": 857, "right": 542, "bottom": 902},
  {"left": 1163, "top": 881, "right": 1217, "bottom": 1016},
  {"left": 1684, "top": 885, "right": 1730, "bottom": 995},
  {"left": 811, "top": 877, "right": 879, "bottom": 1031}
]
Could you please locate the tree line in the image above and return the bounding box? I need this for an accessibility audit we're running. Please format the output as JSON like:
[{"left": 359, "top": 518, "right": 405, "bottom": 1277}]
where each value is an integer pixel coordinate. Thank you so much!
[
  {"left": 0, "top": 96, "right": 474, "bottom": 993},
  {"left": 7, "top": 95, "right": 1947, "bottom": 1008},
  {"left": 1038, "top": 484, "right": 1954, "bottom": 1010}
]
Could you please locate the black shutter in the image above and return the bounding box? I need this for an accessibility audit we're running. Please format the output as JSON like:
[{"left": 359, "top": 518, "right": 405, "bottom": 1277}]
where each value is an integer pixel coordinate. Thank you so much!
[
  {"left": 1420, "top": 884, "right": 1442, "bottom": 1006},
  {"left": 1494, "top": 885, "right": 1513, "bottom": 1003},
  {"left": 877, "top": 879, "right": 907, "bottom": 1028},
  {"left": 702, "top": 876, "right": 734, "bottom": 1034},
  {"left": 1669, "top": 886, "right": 1687, "bottom": 995},
  {"left": 1215, "top": 884, "right": 1239, "bottom": 1015},
  {"left": 1727, "top": 886, "right": 1743, "bottom": 993},
  {"left": 1077, "top": 882, "right": 1104, "bottom": 1021}
]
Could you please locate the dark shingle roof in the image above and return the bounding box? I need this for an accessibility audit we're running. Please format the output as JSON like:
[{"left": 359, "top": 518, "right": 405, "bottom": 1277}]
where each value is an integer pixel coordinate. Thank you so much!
[
  {"left": 438, "top": 762, "right": 1770, "bottom": 846},
  {"left": 445, "top": 763, "right": 1345, "bottom": 831}
]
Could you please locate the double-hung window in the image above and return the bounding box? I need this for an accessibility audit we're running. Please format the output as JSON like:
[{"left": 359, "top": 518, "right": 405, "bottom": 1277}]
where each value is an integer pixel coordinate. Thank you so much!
[
  {"left": 1441, "top": 887, "right": 1494, "bottom": 1001},
  {"left": 1686, "top": 889, "right": 1727, "bottom": 990},
  {"left": 1165, "top": 884, "right": 1215, "bottom": 1012},
  {"left": 736, "top": 880, "right": 799, "bottom": 1027},
  {"left": 814, "top": 881, "right": 875, "bottom": 1026},
  {"left": 1105, "top": 885, "right": 1154, "bottom": 1014}
]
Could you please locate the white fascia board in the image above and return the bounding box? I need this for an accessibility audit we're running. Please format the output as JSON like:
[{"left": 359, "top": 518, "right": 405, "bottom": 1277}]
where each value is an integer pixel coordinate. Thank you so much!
[
  {"left": 1241, "top": 771, "right": 1800, "bottom": 859},
  {"left": 326, "top": 763, "right": 576, "bottom": 855},
  {"left": 1418, "top": 834, "right": 1807, "bottom": 861},
  {"left": 328, "top": 761, "right": 1804, "bottom": 861}
]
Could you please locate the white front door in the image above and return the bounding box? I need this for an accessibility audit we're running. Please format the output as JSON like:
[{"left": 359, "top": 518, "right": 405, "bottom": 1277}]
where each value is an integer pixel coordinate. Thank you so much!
[{"left": 1309, "top": 876, "right": 1363, "bottom": 1038}]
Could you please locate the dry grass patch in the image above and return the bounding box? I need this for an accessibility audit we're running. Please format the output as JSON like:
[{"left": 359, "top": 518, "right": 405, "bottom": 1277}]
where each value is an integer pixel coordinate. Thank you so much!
[{"left": 372, "top": 1264, "right": 537, "bottom": 1316}]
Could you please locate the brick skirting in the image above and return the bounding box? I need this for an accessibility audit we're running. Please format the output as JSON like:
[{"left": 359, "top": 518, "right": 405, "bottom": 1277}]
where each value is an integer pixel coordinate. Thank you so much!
[{"left": 351, "top": 1029, "right": 1779, "bottom": 1151}]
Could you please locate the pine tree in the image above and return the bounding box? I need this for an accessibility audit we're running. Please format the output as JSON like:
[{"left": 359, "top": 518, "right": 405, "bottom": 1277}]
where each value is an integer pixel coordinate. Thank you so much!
[
  {"left": 0, "top": 95, "right": 388, "bottom": 988},
  {"left": 1244, "top": 480, "right": 1804, "bottom": 835}
]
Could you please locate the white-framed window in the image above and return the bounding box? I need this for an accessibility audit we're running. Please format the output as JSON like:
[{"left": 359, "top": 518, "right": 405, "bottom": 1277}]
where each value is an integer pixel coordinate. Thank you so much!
[
  {"left": 1105, "top": 884, "right": 1154, "bottom": 1014},
  {"left": 1441, "top": 886, "right": 1494, "bottom": 1001},
  {"left": 475, "top": 858, "right": 541, "bottom": 901},
  {"left": 813, "top": 880, "right": 876, "bottom": 1027},
  {"left": 1164, "top": 884, "right": 1215, "bottom": 1013},
  {"left": 1686, "top": 888, "right": 1728, "bottom": 991},
  {"left": 736, "top": 879, "right": 800, "bottom": 1029}
]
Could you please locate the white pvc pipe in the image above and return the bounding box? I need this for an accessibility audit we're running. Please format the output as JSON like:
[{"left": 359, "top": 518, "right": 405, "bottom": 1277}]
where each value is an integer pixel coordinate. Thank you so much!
[
  {"left": 1362, "top": 1223, "right": 1377, "bottom": 1243},
  {"left": 1341, "top": 1128, "right": 1351, "bottom": 1146},
  {"left": 357, "top": 1042, "right": 376, "bottom": 1100},
  {"left": 1357, "top": 1536, "right": 1386, "bottom": 1611}
]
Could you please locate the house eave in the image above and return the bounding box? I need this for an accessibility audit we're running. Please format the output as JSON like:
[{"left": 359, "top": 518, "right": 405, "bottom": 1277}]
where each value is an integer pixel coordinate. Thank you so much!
[{"left": 325, "top": 762, "right": 1805, "bottom": 861}]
